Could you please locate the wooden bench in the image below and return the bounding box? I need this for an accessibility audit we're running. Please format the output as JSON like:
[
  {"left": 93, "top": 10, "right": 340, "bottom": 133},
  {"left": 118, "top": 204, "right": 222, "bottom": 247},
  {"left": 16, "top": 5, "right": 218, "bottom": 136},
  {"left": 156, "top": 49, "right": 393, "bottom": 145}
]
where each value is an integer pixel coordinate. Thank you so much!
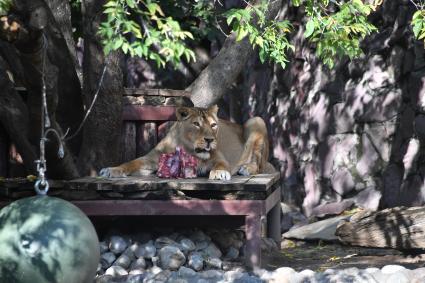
[
  {"left": 0, "top": 173, "right": 281, "bottom": 267},
  {"left": 0, "top": 88, "right": 282, "bottom": 267}
]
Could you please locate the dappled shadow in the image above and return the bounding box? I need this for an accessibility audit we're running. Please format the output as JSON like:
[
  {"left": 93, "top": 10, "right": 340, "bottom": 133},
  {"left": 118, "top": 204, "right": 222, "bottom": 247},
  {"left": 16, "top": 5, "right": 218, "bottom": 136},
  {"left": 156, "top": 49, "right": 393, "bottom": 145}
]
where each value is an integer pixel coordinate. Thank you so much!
[{"left": 337, "top": 207, "right": 425, "bottom": 252}]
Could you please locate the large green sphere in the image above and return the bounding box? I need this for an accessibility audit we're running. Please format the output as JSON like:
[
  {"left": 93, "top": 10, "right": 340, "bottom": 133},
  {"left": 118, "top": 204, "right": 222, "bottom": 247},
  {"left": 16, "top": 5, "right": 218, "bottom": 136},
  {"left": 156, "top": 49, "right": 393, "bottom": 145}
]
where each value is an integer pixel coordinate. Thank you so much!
[{"left": 0, "top": 196, "right": 100, "bottom": 283}]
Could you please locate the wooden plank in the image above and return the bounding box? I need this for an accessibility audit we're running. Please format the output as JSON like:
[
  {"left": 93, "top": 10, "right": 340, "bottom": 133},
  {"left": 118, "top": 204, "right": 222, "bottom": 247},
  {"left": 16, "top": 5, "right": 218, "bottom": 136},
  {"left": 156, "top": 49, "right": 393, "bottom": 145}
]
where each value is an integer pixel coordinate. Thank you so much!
[
  {"left": 136, "top": 122, "right": 157, "bottom": 156},
  {"left": 124, "top": 88, "right": 191, "bottom": 98},
  {"left": 66, "top": 175, "right": 277, "bottom": 192},
  {"left": 157, "top": 121, "right": 174, "bottom": 141},
  {"left": 121, "top": 122, "right": 137, "bottom": 162},
  {"left": 123, "top": 105, "right": 176, "bottom": 122}
]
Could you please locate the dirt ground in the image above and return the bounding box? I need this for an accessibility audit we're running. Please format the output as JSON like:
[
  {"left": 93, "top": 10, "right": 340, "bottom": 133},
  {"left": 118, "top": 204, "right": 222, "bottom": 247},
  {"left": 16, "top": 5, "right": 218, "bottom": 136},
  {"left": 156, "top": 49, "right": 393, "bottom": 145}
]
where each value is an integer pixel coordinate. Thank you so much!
[{"left": 262, "top": 241, "right": 425, "bottom": 272}]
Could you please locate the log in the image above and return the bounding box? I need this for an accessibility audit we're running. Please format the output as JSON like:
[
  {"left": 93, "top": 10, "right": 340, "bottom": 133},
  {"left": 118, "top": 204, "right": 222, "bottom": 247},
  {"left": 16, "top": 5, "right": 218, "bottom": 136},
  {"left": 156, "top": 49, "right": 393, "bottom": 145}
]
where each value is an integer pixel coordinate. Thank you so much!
[{"left": 336, "top": 207, "right": 425, "bottom": 249}]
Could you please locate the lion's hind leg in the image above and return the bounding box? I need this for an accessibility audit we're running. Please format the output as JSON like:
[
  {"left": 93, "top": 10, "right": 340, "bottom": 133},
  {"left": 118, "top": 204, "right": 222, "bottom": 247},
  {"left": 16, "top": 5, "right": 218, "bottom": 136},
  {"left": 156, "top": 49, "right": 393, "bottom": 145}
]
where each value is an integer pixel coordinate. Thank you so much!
[{"left": 236, "top": 117, "right": 269, "bottom": 176}]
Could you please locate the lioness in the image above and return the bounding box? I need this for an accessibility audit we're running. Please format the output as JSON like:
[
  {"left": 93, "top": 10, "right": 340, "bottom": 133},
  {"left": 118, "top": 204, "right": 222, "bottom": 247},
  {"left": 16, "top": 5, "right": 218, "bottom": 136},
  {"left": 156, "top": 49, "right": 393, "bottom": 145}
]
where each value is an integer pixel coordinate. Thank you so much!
[{"left": 99, "top": 105, "right": 275, "bottom": 180}]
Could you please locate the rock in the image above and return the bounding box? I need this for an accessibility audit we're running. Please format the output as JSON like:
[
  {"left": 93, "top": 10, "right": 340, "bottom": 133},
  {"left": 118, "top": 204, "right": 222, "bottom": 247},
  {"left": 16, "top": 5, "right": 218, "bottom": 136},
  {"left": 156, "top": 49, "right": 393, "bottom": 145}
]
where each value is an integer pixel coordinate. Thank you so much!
[
  {"left": 202, "top": 242, "right": 222, "bottom": 258},
  {"left": 381, "top": 265, "right": 406, "bottom": 274},
  {"left": 114, "top": 254, "right": 132, "bottom": 269},
  {"left": 411, "top": 267, "right": 425, "bottom": 283},
  {"left": 224, "top": 246, "right": 239, "bottom": 260},
  {"left": 188, "top": 253, "right": 204, "bottom": 271},
  {"left": 130, "top": 257, "right": 146, "bottom": 270},
  {"left": 135, "top": 241, "right": 157, "bottom": 259},
  {"left": 179, "top": 238, "right": 196, "bottom": 253},
  {"left": 95, "top": 275, "right": 114, "bottom": 283},
  {"left": 190, "top": 230, "right": 210, "bottom": 242},
  {"left": 199, "top": 269, "right": 224, "bottom": 280},
  {"left": 99, "top": 241, "right": 109, "bottom": 254},
  {"left": 356, "top": 134, "right": 380, "bottom": 177},
  {"left": 127, "top": 274, "right": 147, "bottom": 283},
  {"left": 403, "top": 138, "right": 420, "bottom": 177},
  {"left": 283, "top": 215, "right": 349, "bottom": 241},
  {"left": 261, "top": 238, "right": 278, "bottom": 252},
  {"left": 122, "top": 245, "right": 136, "bottom": 260},
  {"left": 386, "top": 272, "right": 411, "bottom": 283},
  {"left": 270, "top": 267, "right": 296, "bottom": 283},
  {"left": 158, "top": 246, "right": 186, "bottom": 270},
  {"left": 195, "top": 240, "right": 209, "bottom": 251},
  {"left": 233, "top": 274, "right": 263, "bottom": 283},
  {"left": 129, "top": 268, "right": 145, "bottom": 275},
  {"left": 350, "top": 186, "right": 381, "bottom": 211},
  {"left": 152, "top": 270, "right": 172, "bottom": 282},
  {"left": 155, "top": 236, "right": 178, "bottom": 249},
  {"left": 109, "top": 236, "right": 128, "bottom": 254},
  {"left": 100, "top": 252, "right": 116, "bottom": 269},
  {"left": 331, "top": 103, "right": 356, "bottom": 134},
  {"left": 302, "top": 163, "right": 322, "bottom": 216},
  {"left": 311, "top": 200, "right": 354, "bottom": 217},
  {"left": 204, "top": 257, "right": 222, "bottom": 269},
  {"left": 223, "top": 270, "right": 245, "bottom": 282},
  {"left": 105, "top": 265, "right": 128, "bottom": 277},
  {"left": 331, "top": 168, "right": 356, "bottom": 196},
  {"left": 178, "top": 266, "right": 197, "bottom": 277}
]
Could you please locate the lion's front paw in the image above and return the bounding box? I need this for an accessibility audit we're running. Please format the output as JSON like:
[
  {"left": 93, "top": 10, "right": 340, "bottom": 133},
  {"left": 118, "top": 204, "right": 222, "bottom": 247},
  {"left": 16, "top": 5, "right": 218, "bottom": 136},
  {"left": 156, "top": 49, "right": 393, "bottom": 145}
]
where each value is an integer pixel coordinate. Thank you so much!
[
  {"left": 209, "top": 170, "right": 231, "bottom": 181},
  {"left": 99, "top": 167, "right": 127, "bottom": 178},
  {"left": 237, "top": 163, "right": 258, "bottom": 176}
]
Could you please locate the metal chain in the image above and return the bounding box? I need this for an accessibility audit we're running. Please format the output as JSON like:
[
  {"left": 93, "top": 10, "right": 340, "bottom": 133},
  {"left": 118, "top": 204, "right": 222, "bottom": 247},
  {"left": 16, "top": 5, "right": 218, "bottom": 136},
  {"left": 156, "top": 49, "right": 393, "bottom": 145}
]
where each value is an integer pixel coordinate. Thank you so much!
[
  {"left": 34, "top": 32, "right": 108, "bottom": 195},
  {"left": 35, "top": 33, "right": 51, "bottom": 195}
]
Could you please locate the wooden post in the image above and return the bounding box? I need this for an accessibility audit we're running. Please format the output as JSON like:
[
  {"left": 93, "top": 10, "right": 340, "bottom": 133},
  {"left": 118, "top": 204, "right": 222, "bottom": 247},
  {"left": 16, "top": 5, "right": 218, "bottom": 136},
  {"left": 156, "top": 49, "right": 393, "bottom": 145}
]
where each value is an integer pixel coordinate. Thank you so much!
[
  {"left": 136, "top": 122, "right": 157, "bottom": 156},
  {"left": 121, "top": 122, "right": 137, "bottom": 162},
  {"left": 268, "top": 202, "right": 282, "bottom": 244},
  {"left": 245, "top": 214, "right": 262, "bottom": 268}
]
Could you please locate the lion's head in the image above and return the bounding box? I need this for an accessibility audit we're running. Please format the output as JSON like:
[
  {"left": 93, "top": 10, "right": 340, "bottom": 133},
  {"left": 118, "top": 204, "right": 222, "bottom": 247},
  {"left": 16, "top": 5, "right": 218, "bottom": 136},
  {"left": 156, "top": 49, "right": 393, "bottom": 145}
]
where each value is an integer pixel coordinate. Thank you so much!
[{"left": 176, "top": 105, "right": 219, "bottom": 160}]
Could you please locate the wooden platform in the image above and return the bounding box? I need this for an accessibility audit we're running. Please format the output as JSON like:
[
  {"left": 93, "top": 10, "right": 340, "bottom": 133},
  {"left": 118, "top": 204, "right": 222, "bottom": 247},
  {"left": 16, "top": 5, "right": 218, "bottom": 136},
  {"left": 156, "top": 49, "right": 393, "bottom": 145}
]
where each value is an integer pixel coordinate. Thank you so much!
[{"left": 0, "top": 173, "right": 281, "bottom": 267}]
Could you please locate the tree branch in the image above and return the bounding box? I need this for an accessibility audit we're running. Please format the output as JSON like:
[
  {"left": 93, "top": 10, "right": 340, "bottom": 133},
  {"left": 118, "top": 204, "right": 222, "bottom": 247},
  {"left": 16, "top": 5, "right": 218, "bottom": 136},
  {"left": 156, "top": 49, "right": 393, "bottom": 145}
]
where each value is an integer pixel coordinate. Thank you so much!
[{"left": 187, "top": 0, "right": 282, "bottom": 108}]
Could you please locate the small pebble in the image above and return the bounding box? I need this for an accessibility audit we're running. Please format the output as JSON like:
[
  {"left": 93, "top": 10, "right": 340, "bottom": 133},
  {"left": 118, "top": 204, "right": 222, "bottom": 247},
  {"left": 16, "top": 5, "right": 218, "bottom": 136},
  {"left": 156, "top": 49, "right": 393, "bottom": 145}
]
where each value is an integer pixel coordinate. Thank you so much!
[
  {"left": 134, "top": 241, "right": 156, "bottom": 259},
  {"left": 382, "top": 265, "right": 406, "bottom": 274},
  {"left": 159, "top": 246, "right": 186, "bottom": 270},
  {"left": 130, "top": 257, "right": 146, "bottom": 270},
  {"left": 114, "top": 254, "right": 132, "bottom": 269},
  {"left": 100, "top": 252, "right": 116, "bottom": 269},
  {"left": 105, "top": 265, "right": 128, "bottom": 277},
  {"left": 205, "top": 257, "right": 222, "bottom": 269},
  {"left": 188, "top": 252, "right": 204, "bottom": 271},
  {"left": 109, "top": 236, "right": 128, "bottom": 254}
]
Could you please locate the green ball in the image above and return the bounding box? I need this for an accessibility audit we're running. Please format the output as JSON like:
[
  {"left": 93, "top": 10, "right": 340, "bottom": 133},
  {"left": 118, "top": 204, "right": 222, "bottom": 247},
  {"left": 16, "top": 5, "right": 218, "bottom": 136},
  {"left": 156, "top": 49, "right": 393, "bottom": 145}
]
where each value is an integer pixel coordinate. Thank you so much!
[{"left": 0, "top": 196, "right": 99, "bottom": 283}]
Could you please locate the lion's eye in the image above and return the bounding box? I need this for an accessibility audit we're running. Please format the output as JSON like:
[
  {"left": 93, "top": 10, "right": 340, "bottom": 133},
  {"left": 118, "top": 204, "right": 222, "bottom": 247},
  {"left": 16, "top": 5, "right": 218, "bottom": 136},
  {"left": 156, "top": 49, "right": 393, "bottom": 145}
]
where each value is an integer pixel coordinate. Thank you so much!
[
  {"left": 193, "top": 122, "right": 200, "bottom": 127},
  {"left": 211, "top": 123, "right": 217, "bottom": 128}
]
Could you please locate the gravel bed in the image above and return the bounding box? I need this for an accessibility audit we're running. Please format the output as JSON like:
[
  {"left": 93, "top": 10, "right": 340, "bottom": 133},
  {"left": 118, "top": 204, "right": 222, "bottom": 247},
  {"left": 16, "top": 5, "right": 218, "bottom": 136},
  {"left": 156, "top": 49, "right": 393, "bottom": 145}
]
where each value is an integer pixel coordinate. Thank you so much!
[{"left": 94, "top": 228, "right": 425, "bottom": 283}]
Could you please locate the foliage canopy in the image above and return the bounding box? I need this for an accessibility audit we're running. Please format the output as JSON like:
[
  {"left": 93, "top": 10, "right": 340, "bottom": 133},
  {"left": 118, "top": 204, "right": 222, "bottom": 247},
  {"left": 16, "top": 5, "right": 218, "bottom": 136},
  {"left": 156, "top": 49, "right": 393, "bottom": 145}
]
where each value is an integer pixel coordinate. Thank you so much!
[{"left": 1, "top": 0, "right": 425, "bottom": 69}]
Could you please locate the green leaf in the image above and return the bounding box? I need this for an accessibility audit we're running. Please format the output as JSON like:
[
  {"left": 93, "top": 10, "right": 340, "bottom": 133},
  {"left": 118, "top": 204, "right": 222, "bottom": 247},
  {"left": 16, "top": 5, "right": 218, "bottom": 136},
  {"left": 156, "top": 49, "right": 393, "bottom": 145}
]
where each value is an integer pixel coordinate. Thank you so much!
[
  {"left": 113, "top": 37, "right": 124, "bottom": 50},
  {"left": 304, "top": 19, "right": 315, "bottom": 38},
  {"left": 236, "top": 27, "right": 249, "bottom": 41}
]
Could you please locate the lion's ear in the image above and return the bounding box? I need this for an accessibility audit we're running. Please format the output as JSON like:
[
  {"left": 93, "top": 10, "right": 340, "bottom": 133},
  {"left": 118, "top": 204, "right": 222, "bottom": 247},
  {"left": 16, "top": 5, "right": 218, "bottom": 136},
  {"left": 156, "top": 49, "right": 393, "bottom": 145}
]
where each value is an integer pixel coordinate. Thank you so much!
[
  {"left": 208, "top": 105, "right": 218, "bottom": 115},
  {"left": 176, "top": 107, "right": 192, "bottom": 121}
]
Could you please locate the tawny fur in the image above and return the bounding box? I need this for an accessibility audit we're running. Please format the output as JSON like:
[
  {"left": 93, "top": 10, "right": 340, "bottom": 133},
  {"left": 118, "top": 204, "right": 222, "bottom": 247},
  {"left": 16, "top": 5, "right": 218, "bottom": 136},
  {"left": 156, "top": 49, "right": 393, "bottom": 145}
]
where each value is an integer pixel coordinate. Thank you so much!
[{"left": 99, "top": 105, "right": 275, "bottom": 180}]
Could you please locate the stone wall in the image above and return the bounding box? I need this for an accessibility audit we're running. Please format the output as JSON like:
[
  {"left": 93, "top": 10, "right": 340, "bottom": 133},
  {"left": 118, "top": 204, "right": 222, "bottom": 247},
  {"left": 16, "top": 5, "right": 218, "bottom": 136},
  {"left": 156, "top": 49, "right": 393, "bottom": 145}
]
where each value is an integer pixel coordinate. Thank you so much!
[{"left": 230, "top": 0, "right": 425, "bottom": 217}]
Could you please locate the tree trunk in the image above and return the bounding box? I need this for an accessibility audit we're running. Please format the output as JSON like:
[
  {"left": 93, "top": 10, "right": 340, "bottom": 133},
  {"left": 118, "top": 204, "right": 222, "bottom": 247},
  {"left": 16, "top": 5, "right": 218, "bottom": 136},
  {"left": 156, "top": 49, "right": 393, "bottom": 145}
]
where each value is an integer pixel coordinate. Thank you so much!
[
  {"left": 0, "top": 55, "right": 37, "bottom": 174},
  {"left": 0, "top": 0, "right": 83, "bottom": 179},
  {"left": 77, "top": 0, "right": 123, "bottom": 176},
  {"left": 336, "top": 207, "right": 425, "bottom": 249},
  {"left": 187, "top": 0, "right": 282, "bottom": 108}
]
